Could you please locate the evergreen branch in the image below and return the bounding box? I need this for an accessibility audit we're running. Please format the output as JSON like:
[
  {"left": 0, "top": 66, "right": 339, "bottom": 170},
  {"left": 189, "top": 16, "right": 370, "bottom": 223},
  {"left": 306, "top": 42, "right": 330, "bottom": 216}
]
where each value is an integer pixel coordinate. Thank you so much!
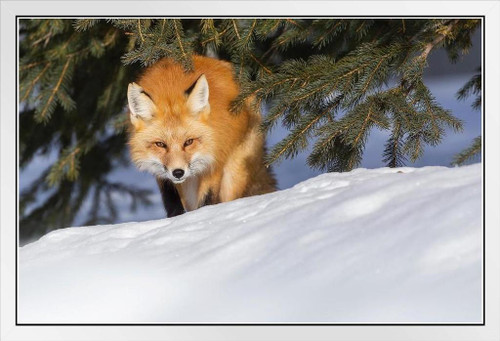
[
  {"left": 404, "top": 132, "right": 424, "bottom": 162},
  {"left": 172, "top": 20, "right": 187, "bottom": 58},
  {"left": 73, "top": 19, "right": 99, "bottom": 32},
  {"left": 286, "top": 19, "right": 304, "bottom": 29},
  {"left": 261, "top": 103, "right": 293, "bottom": 132},
  {"left": 383, "top": 121, "right": 407, "bottom": 168},
  {"left": 32, "top": 32, "right": 53, "bottom": 47},
  {"left": 285, "top": 18, "right": 304, "bottom": 30},
  {"left": 472, "top": 96, "right": 481, "bottom": 110},
  {"left": 21, "top": 62, "right": 51, "bottom": 101},
  {"left": 239, "top": 58, "right": 245, "bottom": 79},
  {"left": 242, "top": 19, "right": 257, "bottom": 49},
  {"left": 293, "top": 82, "right": 331, "bottom": 102},
  {"left": 307, "top": 126, "right": 358, "bottom": 172},
  {"left": 158, "top": 19, "right": 166, "bottom": 44},
  {"left": 452, "top": 136, "right": 481, "bottom": 166},
  {"left": 254, "top": 19, "right": 282, "bottom": 39},
  {"left": 201, "top": 26, "right": 229, "bottom": 45},
  {"left": 46, "top": 146, "right": 81, "bottom": 186},
  {"left": 421, "top": 95, "right": 441, "bottom": 139},
  {"left": 346, "top": 151, "right": 358, "bottom": 170},
  {"left": 266, "top": 114, "right": 322, "bottom": 166},
  {"left": 266, "top": 101, "right": 339, "bottom": 166},
  {"left": 37, "top": 57, "right": 72, "bottom": 122},
  {"left": 20, "top": 60, "right": 48, "bottom": 71},
  {"left": 232, "top": 20, "right": 241, "bottom": 39},
  {"left": 360, "top": 53, "right": 388, "bottom": 94},
  {"left": 60, "top": 32, "right": 77, "bottom": 54},
  {"left": 353, "top": 107, "right": 373, "bottom": 145},
  {"left": 420, "top": 19, "right": 460, "bottom": 59},
  {"left": 137, "top": 19, "right": 145, "bottom": 42},
  {"left": 249, "top": 53, "right": 272, "bottom": 74},
  {"left": 318, "top": 123, "right": 353, "bottom": 150},
  {"left": 275, "top": 33, "right": 298, "bottom": 48},
  {"left": 356, "top": 21, "right": 366, "bottom": 34},
  {"left": 49, "top": 30, "right": 118, "bottom": 61},
  {"left": 456, "top": 73, "right": 481, "bottom": 100},
  {"left": 314, "top": 20, "right": 343, "bottom": 47},
  {"left": 288, "top": 67, "right": 345, "bottom": 104},
  {"left": 337, "top": 51, "right": 390, "bottom": 82},
  {"left": 246, "top": 45, "right": 400, "bottom": 116},
  {"left": 245, "top": 52, "right": 366, "bottom": 105},
  {"left": 251, "top": 77, "right": 300, "bottom": 97},
  {"left": 457, "top": 69, "right": 481, "bottom": 110}
]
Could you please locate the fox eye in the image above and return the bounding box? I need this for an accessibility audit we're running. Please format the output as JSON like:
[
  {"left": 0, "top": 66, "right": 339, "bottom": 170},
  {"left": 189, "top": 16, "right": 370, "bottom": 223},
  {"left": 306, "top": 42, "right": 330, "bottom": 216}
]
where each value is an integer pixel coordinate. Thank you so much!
[
  {"left": 184, "top": 139, "right": 194, "bottom": 147},
  {"left": 154, "top": 141, "right": 166, "bottom": 148}
]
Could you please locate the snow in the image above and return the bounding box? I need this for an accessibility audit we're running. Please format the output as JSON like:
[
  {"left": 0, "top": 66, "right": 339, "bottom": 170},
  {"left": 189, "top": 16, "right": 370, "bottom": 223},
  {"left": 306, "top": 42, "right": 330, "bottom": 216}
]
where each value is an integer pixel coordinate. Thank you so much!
[{"left": 18, "top": 164, "right": 483, "bottom": 323}]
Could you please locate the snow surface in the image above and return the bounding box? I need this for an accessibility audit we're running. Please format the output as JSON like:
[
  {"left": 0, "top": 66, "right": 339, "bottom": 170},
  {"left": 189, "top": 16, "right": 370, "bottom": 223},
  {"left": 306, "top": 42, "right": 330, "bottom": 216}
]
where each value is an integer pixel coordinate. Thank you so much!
[{"left": 19, "top": 164, "right": 483, "bottom": 323}]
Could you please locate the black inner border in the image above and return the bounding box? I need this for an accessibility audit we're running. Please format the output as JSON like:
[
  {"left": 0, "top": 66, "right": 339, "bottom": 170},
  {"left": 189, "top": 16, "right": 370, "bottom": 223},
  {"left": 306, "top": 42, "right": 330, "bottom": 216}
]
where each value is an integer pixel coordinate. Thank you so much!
[{"left": 15, "top": 15, "right": 486, "bottom": 327}]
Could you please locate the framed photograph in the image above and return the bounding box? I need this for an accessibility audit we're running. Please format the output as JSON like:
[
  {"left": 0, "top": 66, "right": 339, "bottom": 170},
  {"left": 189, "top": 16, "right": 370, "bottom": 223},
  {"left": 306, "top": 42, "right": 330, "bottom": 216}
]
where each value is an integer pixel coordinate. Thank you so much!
[{"left": 1, "top": 1, "right": 499, "bottom": 340}]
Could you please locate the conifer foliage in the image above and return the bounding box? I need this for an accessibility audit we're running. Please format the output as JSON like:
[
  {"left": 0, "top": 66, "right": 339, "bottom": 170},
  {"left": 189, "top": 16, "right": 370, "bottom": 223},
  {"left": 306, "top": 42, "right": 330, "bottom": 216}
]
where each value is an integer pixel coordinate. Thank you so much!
[
  {"left": 19, "top": 18, "right": 480, "bottom": 241},
  {"left": 452, "top": 67, "right": 482, "bottom": 165}
]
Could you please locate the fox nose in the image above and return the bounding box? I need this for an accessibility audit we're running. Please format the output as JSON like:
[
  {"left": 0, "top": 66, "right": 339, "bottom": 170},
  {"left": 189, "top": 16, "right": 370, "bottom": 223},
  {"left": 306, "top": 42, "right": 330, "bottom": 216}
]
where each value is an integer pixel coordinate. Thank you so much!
[{"left": 172, "top": 169, "right": 185, "bottom": 179}]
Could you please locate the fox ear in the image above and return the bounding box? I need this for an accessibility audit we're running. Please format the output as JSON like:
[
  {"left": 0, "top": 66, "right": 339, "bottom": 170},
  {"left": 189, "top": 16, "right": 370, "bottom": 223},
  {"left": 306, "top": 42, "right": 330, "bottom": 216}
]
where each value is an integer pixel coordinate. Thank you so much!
[
  {"left": 186, "top": 74, "right": 210, "bottom": 115},
  {"left": 128, "top": 82, "right": 155, "bottom": 126}
]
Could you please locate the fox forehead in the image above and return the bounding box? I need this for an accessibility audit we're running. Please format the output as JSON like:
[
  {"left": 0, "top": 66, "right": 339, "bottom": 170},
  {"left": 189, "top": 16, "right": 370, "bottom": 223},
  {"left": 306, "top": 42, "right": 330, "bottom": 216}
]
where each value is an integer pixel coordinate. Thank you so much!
[
  {"left": 156, "top": 99, "right": 186, "bottom": 118},
  {"left": 141, "top": 115, "right": 208, "bottom": 142}
]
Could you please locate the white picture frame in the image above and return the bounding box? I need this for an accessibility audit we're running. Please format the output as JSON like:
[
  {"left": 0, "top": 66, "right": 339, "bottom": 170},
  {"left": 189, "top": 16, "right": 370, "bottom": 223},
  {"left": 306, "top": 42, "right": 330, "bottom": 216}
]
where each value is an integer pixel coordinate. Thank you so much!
[{"left": 1, "top": 1, "right": 499, "bottom": 340}]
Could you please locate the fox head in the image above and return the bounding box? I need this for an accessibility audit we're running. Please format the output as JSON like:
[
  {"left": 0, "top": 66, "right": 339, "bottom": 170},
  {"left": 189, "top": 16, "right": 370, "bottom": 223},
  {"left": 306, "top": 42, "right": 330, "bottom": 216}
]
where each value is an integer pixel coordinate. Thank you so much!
[{"left": 127, "top": 74, "right": 216, "bottom": 184}]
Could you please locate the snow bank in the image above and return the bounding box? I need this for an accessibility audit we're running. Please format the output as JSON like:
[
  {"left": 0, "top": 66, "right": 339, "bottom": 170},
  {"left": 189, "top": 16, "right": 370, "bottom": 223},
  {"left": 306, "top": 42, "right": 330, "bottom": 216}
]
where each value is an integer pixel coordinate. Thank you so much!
[{"left": 19, "top": 164, "right": 483, "bottom": 323}]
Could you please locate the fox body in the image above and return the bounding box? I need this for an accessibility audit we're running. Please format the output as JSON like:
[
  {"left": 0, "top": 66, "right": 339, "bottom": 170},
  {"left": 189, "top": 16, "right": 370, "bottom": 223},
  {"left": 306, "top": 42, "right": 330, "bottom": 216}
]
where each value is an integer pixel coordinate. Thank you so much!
[{"left": 127, "top": 56, "right": 276, "bottom": 216}]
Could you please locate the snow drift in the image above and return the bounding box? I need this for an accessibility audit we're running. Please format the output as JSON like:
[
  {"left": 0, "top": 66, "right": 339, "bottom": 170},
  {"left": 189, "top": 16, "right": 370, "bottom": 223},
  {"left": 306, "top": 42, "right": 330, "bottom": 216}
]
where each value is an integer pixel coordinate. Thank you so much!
[{"left": 19, "top": 164, "right": 483, "bottom": 323}]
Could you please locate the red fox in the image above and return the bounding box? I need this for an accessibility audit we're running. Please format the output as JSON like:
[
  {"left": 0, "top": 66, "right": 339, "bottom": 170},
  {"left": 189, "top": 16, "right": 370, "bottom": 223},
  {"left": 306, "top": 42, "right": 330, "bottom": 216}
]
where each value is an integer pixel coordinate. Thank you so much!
[{"left": 127, "top": 55, "right": 277, "bottom": 216}]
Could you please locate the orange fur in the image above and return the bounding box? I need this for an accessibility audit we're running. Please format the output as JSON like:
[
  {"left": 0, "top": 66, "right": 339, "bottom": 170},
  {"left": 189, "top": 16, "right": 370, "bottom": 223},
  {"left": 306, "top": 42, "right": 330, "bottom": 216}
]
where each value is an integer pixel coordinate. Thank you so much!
[{"left": 128, "top": 56, "right": 276, "bottom": 213}]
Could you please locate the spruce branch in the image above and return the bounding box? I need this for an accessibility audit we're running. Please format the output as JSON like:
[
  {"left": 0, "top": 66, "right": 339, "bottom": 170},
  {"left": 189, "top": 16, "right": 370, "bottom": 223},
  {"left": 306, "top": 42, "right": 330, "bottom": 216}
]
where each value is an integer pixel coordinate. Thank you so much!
[
  {"left": 457, "top": 68, "right": 481, "bottom": 110},
  {"left": 231, "top": 19, "right": 241, "bottom": 39},
  {"left": 453, "top": 67, "right": 481, "bottom": 165},
  {"left": 241, "top": 19, "right": 257, "bottom": 50},
  {"left": 46, "top": 145, "right": 81, "bottom": 186},
  {"left": 73, "top": 19, "right": 100, "bottom": 32},
  {"left": 383, "top": 122, "right": 407, "bottom": 168},
  {"left": 20, "top": 62, "right": 51, "bottom": 101},
  {"left": 420, "top": 19, "right": 460, "bottom": 60},
  {"left": 265, "top": 110, "right": 324, "bottom": 166},
  {"left": 36, "top": 57, "right": 72, "bottom": 123},
  {"left": 353, "top": 107, "right": 373, "bottom": 145},
  {"left": 313, "top": 20, "right": 344, "bottom": 48},
  {"left": 452, "top": 136, "right": 481, "bottom": 166},
  {"left": 261, "top": 101, "right": 300, "bottom": 133},
  {"left": 249, "top": 53, "right": 272, "bottom": 75},
  {"left": 136, "top": 19, "right": 145, "bottom": 43},
  {"left": 286, "top": 19, "right": 304, "bottom": 29},
  {"left": 20, "top": 60, "right": 49, "bottom": 71},
  {"left": 172, "top": 19, "right": 187, "bottom": 58},
  {"left": 201, "top": 19, "right": 227, "bottom": 48}
]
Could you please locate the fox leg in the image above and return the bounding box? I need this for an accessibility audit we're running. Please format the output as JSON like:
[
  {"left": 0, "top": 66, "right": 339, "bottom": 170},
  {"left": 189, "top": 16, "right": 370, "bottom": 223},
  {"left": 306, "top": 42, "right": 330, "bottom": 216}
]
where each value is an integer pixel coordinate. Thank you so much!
[
  {"left": 156, "top": 177, "right": 185, "bottom": 217},
  {"left": 196, "top": 171, "right": 222, "bottom": 207},
  {"left": 219, "top": 158, "right": 251, "bottom": 202},
  {"left": 220, "top": 126, "right": 265, "bottom": 202}
]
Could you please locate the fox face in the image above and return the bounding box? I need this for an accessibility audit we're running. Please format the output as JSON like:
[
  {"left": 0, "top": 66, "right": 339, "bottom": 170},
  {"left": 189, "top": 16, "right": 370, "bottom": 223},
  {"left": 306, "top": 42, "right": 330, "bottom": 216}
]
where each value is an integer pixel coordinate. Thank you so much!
[{"left": 128, "top": 74, "right": 216, "bottom": 184}]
